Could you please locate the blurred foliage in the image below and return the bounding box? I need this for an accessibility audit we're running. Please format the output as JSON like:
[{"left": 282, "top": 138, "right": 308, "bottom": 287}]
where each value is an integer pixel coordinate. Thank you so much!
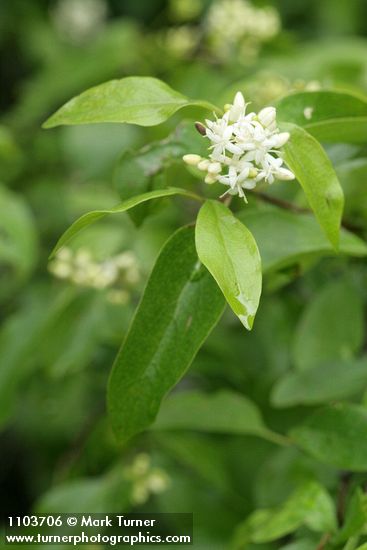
[{"left": 2, "top": 0, "right": 367, "bottom": 548}]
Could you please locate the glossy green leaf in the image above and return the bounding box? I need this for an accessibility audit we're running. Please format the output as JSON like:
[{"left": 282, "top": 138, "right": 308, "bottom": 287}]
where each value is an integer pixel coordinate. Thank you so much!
[
  {"left": 154, "top": 390, "right": 287, "bottom": 446},
  {"left": 271, "top": 357, "right": 367, "bottom": 407},
  {"left": 50, "top": 187, "right": 201, "bottom": 257},
  {"left": 239, "top": 209, "right": 367, "bottom": 274},
  {"left": 108, "top": 226, "right": 225, "bottom": 443},
  {"left": 281, "top": 123, "right": 344, "bottom": 248},
  {"left": 291, "top": 404, "right": 367, "bottom": 471},
  {"left": 232, "top": 481, "right": 336, "bottom": 547},
  {"left": 195, "top": 200, "right": 262, "bottom": 330},
  {"left": 43, "top": 76, "right": 218, "bottom": 128},
  {"left": 114, "top": 122, "right": 207, "bottom": 226},
  {"left": 292, "top": 280, "right": 364, "bottom": 371},
  {"left": 277, "top": 90, "right": 367, "bottom": 143}
]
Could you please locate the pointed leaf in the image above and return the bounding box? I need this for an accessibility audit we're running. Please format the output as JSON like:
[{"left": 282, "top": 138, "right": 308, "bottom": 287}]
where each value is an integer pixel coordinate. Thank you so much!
[
  {"left": 334, "top": 488, "right": 367, "bottom": 543},
  {"left": 114, "top": 122, "right": 207, "bottom": 226},
  {"left": 43, "top": 76, "right": 218, "bottom": 128},
  {"left": 277, "top": 90, "right": 367, "bottom": 143},
  {"left": 281, "top": 123, "right": 344, "bottom": 248},
  {"left": 154, "top": 389, "right": 287, "bottom": 445},
  {"left": 290, "top": 404, "right": 367, "bottom": 471},
  {"left": 292, "top": 280, "right": 364, "bottom": 371},
  {"left": 233, "top": 481, "right": 336, "bottom": 547},
  {"left": 50, "top": 187, "right": 201, "bottom": 257},
  {"left": 195, "top": 200, "right": 262, "bottom": 330},
  {"left": 107, "top": 226, "right": 225, "bottom": 443},
  {"left": 271, "top": 357, "right": 367, "bottom": 408},
  {"left": 239, "top": 209, "right": 367, "bottom": 274}
]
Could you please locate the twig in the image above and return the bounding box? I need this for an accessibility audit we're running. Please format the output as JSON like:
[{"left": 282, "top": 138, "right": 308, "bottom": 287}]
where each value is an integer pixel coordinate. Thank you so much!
[
  {"left": 250, "top": 190, "right": 361, "bottom": 233},
  {"left": 316, "top": 533, "right": 331, "bottom": 550},
  {"left": 250, "top": 190, "right": 310, "bottom": 215},
  {"left": 337, "top": 472, "right": 352, "bottom": 526}
]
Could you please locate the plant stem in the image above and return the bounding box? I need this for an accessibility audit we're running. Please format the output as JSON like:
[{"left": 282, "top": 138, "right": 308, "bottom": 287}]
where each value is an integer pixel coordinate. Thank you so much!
[
  {"left": 250, "top": 190, "right": 310, "bottom": 215},
  {"left": 316, "top": 533, "right": 331, "bottom": 550},
  {"left": 251, "top": 190, "right": 360, "bottom": 232}
]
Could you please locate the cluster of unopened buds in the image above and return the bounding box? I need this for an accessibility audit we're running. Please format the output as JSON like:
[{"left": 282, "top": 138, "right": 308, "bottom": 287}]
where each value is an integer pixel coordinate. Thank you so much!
[
  {"left": 48, "top": 247, "right": 140, "bottom": 304},
  {"left": 123, "top": 453, "right": 170, "bottom": 506},
  {"left": 183, "top": 91, "right": 295, "bottom": 201}
]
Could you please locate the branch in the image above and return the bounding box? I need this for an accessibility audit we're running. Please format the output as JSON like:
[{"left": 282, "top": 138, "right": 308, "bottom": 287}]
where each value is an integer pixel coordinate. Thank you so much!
[
  {"left": 316, "top": 533, "right": 331, "bottom": 550},
  {"left": 251, "top": 191, "right": 361, "bottom": 233},
  {"left": 250, "top": 190, "right": 310, "bottom": 215}
]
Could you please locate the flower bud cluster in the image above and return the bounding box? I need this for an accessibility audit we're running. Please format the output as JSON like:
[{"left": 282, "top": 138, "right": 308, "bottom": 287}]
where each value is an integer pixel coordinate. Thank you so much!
[
  {"left": 49, "top": 247, "right": 140, "bottom": 303},
  {"left": 123, "top": 453, "right": 170, "bottom": 506},
  {"left": 184, "top": 92, "right": 295, "bottom": 200}
]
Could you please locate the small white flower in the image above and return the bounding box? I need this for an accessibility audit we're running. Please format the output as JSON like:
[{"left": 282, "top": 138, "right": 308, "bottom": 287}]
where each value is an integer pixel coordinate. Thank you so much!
[
  {"left": 303, "top": 106, "right": 314, "bottom": 120},
  {"left": 206, "top": 0, "right": 280, "bottom": 64},
  {"left": 183, "top": 91, "right": 295, "bottom": 200}
]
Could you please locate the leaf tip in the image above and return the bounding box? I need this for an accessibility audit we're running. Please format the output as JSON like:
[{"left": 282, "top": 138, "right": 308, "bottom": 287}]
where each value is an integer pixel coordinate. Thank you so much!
[{"left": 42, "top": 117, "right": 57, "bottom": 129}]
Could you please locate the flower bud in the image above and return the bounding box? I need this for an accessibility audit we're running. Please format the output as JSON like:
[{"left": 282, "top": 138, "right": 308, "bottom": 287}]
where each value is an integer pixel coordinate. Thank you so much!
[
  {"left": 258, "top": 106, "right": 276, "bottom": 128},
  {"left": 198, "top": 159, "right": 210, "bottom": 171},
  {"left": 205, "top": 173, "right": 217, "bottom": 184},
  {"left": 275, "top": 167, "right": 295, "bottom": 180},
  {"left": 183, "top": 154, "right": 201, "bottom": 166},
  {"left": 228, "top": 91, "right": 246, "bottom": 122},
  {"left": 234, "top": 91, "right": 245, "bottom": 109}
]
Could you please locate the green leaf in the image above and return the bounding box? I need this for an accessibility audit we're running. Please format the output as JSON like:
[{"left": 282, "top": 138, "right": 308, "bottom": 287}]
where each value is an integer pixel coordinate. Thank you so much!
[
  {"left": 43, "top": 76, "right": 218, "bottom": 128},
  {"left": 336, "top": 158, "right": 367, "bottom": 222},
  {"left": 271, "top": 357, "right": 367, "bottom": 408},
  {"left": 107, "top": 226, "right": 225, "bottom": 443},
  {"left": 114, "top": 122, "right": 207, "bottom": 226},
  {"left": 50, "top": 187, "right": 200, "bottom": 257},
  {"left": 292, "top": 280, "right": 364, "bottom": 371},
  {"left": 239, "top": 209, "right": 367, "bottom": 274},
  {"left": 36, "top": 470, "right": 129, "bottom": 514},
  {"left": 281, "top": 123, "right": 344, "bottom": 249},
  {"left": 290, "top": 404, "right": 367, "bottom": 471},
  {"left": 277, "top": 90, "right": 367, "bottom": 143},
  {"left": 155, "top": 432, "right": 233, "bottom": 495},
  {"left": 335, "top": 488, "right": 367, "bottom": 543},
  {"left": 0, "top": 185, "right": 38, "bottom": 299},
  {"left": 232, "top": 481, "right": 336, "bottom": 547},
  {"left": 195, "top": 200, "right": 262, "bottom": 330},
  {"left": 279, "top": 541, "right": 319, "bottom": 550},
  {"left": 153, "top": 390, "right": 287, "bottom": 446},
  {"left": 0, "top": 287, "right": 75, "bottom": 427}
]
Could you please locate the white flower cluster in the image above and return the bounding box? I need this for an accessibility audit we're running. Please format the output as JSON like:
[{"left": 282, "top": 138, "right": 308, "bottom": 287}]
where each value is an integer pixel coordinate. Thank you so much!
[
  {"left": 164, "top": 25, "right": 200, "bottom": 58},
  {"left": 49, "top": 247, "right": 140, "bottom": 303},
  {"left": 169, "top": 0, "right": 202, "bottom": 22},
  {"left": 51, "top": 0, "right": 107, "bottom": 44},
  {"left": 183, "top": 92, "right": 295, "bottom": 200},
  {"left": 206, "top": 0, "right": 280, "bottom": 61},
  {"left": 123, "top": 453, "right": 170, "bottom": 506}
]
